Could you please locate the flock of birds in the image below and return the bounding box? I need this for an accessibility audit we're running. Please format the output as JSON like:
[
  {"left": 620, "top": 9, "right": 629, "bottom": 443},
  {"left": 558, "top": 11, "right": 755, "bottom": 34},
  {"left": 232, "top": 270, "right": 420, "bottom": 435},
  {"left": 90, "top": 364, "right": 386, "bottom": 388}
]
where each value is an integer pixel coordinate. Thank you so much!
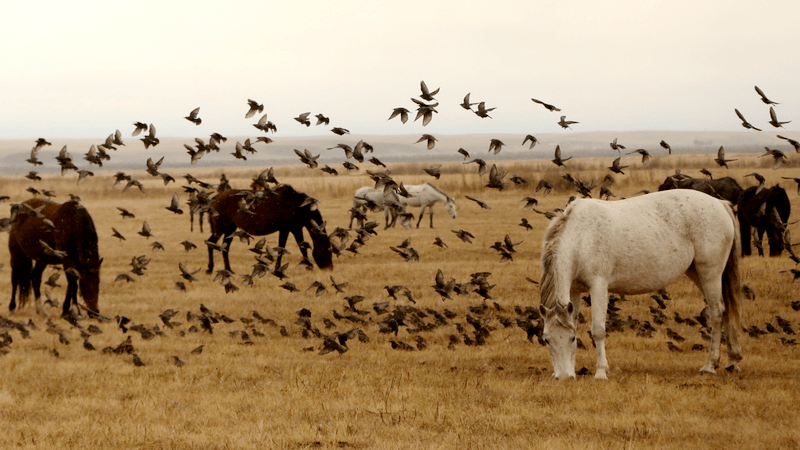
[{"left": 1, "top": 82, "right": 799, "bottom": 369}]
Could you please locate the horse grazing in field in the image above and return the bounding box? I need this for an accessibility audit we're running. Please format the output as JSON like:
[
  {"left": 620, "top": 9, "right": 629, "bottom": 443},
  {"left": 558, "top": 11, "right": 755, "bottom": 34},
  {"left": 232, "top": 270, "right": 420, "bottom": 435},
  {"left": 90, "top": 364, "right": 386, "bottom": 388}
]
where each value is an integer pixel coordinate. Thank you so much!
[
  {"left": 539, "top": 189, "right": 742, "bottom": 380},
  {"left": 8, "top": 198, "right": 102, "bottom": 317},
  {"left": 737, "top": 185, "right": 791, "bottom": 257},
  {"left": 206, "top": 184, "right": 333, "bottom": 273},
  {"left": 658, "top": 176, "right": 743, "bottom": 204},
  {"left": 350, "top": 186, "right": 405, "bottom": 229},
  {"left": 398, "top": 183, "right": 457, "bottom": 228}
]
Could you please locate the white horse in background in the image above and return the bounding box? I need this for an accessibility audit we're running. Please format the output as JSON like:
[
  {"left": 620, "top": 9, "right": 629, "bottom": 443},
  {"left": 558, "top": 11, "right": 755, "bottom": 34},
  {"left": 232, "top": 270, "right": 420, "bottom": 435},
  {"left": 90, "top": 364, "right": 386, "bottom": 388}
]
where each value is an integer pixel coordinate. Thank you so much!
[
  {"left": 399, "top": 183, "right": 457, "bottom": 228},
  {"left": 351, "top": 186, "right": 405, "bottom": 229},
  {"left": 539, "top": 189, "right": 743, "bottom": 380}
]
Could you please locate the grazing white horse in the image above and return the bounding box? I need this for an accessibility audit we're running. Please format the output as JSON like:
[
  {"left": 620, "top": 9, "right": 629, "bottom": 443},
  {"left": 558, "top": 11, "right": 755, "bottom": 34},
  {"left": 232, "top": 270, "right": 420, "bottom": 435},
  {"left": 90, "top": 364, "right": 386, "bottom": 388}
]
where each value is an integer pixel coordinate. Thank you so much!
[
  {"left": 400, "top": 183, "right": 457, "bottom": 228},
  {"left": 351, "top": 186, "right": 404, "bottom": 229},
  {"left": 539, "top": 189, "right": 743, "bottom": 380}
]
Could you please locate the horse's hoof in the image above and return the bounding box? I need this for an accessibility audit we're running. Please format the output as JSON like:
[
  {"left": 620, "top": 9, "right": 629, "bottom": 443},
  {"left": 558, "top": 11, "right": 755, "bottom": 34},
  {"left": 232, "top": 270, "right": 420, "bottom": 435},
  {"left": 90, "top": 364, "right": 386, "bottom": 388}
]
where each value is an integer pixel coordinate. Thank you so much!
[
  {"left": 594, "top": 370, "right": 608, "bottom": 380},
  {"left": 699, "top": 366, "right": 718, "bottom": 376}
]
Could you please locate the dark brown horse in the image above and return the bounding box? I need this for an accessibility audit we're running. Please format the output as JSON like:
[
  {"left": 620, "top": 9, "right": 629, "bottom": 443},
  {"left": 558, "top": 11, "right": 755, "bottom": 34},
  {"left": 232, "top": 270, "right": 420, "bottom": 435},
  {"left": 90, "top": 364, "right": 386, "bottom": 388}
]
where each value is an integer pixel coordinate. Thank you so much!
[
  {"left": 206, "top": 185, "right": 333, "bottom": 273},
  {"left": 8, "top": 198, "right": 102, "bottom": 317},
  {"left": 658, "top": 176, "right": 743, "bottom": 204},
  {"left": 738, "top": 185, "right": 791, "bottom": 257}
]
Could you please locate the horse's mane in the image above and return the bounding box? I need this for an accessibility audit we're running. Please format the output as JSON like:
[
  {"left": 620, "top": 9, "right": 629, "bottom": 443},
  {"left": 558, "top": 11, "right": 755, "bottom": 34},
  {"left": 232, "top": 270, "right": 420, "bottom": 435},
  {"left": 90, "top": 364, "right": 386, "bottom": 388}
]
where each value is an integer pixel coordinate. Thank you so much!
[
  {"left": 423, "top": 182, "right": 452, "bottom": 201},
  {"left": 540, "top": 210, "right": 569, "bottom": 310}
]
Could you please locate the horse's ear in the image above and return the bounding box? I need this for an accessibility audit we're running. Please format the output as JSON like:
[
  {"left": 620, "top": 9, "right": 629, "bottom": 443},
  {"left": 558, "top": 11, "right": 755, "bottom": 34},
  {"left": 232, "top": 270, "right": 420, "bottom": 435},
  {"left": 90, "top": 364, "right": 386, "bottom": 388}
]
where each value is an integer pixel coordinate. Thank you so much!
[
  {"left": 539, "top": 304, "right": 550, "bottom": 318},
  {"left": 309, "top": 203, "right": 318, "bottom": 211}
]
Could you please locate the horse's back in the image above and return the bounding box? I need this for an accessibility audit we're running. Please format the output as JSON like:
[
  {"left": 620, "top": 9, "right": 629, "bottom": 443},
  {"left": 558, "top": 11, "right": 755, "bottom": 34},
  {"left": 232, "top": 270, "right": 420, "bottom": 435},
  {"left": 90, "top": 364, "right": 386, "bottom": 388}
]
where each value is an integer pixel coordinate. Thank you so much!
[{"left": 559, "top": 190, "right": 734, "bottom": 293}]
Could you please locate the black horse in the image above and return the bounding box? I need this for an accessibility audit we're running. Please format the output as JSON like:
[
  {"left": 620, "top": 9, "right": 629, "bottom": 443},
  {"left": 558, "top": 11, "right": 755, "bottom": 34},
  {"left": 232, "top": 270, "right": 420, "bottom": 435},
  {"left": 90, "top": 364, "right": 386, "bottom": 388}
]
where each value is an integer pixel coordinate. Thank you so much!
[
  {"left": 737, "top": 185, "right": 791, "bottom": 256},
  {"left": 8, "top": 198, "right": 102, "bottom": 317},
  {"left": 658, "top": 176, "right": 743, "bottom": 204},
  {"left": 206, "top": 185, "right": 333, "bottom": 273}
]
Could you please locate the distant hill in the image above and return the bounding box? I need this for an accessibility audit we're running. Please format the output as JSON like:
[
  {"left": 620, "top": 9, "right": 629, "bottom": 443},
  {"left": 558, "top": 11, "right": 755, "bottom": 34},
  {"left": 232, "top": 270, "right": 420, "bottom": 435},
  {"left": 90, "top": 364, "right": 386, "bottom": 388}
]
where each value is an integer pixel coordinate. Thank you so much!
[{"left": 1, "top": 131, "right": 796, "bottom": 175}]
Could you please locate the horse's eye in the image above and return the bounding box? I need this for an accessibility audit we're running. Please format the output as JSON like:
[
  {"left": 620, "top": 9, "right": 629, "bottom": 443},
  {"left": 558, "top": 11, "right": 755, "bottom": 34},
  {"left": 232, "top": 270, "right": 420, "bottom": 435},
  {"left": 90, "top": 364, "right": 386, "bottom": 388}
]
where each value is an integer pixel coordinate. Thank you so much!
[
  {"left": 543, "top": 338, "right": 549, "bottom": 345},
  {"left": 571, "top": 336, "right": 576, "bottom": 342}
]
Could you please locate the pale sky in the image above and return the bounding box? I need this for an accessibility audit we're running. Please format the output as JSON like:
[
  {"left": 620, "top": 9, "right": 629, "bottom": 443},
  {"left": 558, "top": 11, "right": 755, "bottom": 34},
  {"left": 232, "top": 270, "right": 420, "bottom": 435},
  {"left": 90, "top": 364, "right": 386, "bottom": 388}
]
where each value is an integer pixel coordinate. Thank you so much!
[{"left": 1, "top": 1, "right": 798, "bottom": 140}]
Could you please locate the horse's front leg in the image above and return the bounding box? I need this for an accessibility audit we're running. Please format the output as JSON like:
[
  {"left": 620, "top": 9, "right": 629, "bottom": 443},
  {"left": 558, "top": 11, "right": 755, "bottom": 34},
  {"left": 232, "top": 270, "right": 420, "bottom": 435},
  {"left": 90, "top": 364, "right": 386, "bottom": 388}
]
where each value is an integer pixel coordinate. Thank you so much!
[
  {"left": 31, "top": 261, "right": 48, "bottom": 316},
  {"left": 221, "top": 234, "right": 234, "bottom": 273},
  {"left": 291, "top": 228, "right": 310, "bottom": 260},
  {"left": 275, "top": 230, "right": 290, "bottom": 270},
  {"left": 588, "top": 283, "right": 610, "bottom": 379},
  {"left": 428, "top": 205, "right": 435, "bottom": 228},
  {"left": 62, "top": 271, "right": 78, "bottom": 318},
  {"left": 700, "top": 284, "right": 724, "bottom": 375},
  {"left": 206, "top": 232, "right": 221, "bottom": 274}
]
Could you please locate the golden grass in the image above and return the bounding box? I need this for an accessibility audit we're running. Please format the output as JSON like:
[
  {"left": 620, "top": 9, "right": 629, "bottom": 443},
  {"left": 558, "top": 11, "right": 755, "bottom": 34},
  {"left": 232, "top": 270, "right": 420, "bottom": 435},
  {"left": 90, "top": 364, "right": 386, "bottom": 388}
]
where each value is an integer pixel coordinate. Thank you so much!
[{"left": 1, "top": 155, "right": 799, "bottom": 449}]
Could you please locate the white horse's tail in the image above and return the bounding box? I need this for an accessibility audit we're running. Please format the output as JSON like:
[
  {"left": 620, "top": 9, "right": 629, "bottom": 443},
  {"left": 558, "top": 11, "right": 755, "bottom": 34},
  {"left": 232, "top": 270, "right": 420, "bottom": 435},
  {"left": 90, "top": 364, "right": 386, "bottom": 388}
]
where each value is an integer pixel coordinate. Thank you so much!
[{"left": 721, "top": 203, "right": 743, "bottom": 363}]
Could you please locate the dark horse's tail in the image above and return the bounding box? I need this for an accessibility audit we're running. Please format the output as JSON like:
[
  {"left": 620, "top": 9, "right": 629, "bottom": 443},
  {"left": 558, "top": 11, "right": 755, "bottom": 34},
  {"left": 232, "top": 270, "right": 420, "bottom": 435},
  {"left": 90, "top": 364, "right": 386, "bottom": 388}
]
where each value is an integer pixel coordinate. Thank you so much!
[{"left": 722, "top": 204, "right": 743, "bottom": 364}]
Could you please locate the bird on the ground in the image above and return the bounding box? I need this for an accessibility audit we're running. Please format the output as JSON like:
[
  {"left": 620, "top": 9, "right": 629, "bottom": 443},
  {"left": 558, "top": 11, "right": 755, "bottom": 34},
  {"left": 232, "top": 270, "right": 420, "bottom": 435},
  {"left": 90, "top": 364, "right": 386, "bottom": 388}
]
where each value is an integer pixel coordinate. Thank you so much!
[
  {"left": 185, "top": 107, "right": 201, "bottom": 125},
  {"left": 734, "top": 108, "right": 762, "bottom": 131},
  {"left": 531, "top": 98, "right": 560, "bottom": 112}
]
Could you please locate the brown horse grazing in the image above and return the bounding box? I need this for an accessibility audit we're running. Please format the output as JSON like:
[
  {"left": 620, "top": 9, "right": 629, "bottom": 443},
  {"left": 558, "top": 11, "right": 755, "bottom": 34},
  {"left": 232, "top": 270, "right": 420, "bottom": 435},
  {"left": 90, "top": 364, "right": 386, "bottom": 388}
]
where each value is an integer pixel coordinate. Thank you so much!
[
  {"left": 8, "top": 198, "right": 102, "bottom": 317},
  {"left": 206, "top": 185, "right": 333, "bottom": 274}
]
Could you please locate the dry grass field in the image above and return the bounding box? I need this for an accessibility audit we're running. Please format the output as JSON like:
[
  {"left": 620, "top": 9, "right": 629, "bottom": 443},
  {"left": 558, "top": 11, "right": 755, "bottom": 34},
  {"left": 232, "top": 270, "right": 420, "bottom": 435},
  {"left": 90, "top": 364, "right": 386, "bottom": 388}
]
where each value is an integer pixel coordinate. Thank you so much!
[{"left": 1, "top": 153, "right": 799, "bottom": 449}]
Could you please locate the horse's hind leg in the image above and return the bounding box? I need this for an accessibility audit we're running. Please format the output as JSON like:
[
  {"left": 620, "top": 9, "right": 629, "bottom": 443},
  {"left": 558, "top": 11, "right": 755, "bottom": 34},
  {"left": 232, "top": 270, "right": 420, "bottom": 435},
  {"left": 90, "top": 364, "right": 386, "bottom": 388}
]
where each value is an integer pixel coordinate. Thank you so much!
[
  {"left": 587, "top": 283, "right": 610, "bottom": 379},
  {"left": 416, "top": 206, "right": 426, "bottom": 228},
  {"left": 686, "top": 264, "right": 723, "bottom": 374},
  {"left": 30, "top": 261, "right": 48, "bottom": 316}
]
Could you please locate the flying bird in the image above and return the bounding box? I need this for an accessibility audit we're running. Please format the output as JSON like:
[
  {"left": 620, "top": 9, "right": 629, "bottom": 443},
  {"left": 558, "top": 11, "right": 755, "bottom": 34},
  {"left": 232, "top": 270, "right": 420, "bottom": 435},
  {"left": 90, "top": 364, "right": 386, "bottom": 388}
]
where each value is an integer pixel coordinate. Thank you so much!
[
  {"left": 460, "top": 93, "right": 477, "bottom": 110},
  {"left": 457, "top": 148, "right": 470, "bottom": 159},
  {"left": 245, "top": 99, "right": 264, "bottom": 118},
  {"left": 768, "top": 107, "right": 791, "bottom": 128},
  {"left": 609, "top": 138, "right": 626, "bottom": 151},
  {"left": 522, "top": 135, "right": 538, "bottom": 149},
  {"left": 531, "top": 98, "right": 560, "bottom": 112},
  {"left": 659, "top": 140, "right": 672, "bottom": 154},
  {"left": 755, "top": 85, "right": 779, "bottom": 105},
  {"left": 777, "top": 135, "right": 800, "bottom": 153},
  {"left": 714, "top": 146, "right": 737, "bottom": 168},
  {"left": 608, "top": 157, "right": 629, "bottom": 174},
  {"left": 474, "top": 102, "right": 495, "bottom": 119},
  {"left": 734, "top": 109, "right": 761, "bottom": 131},
  {"left": 486, "top": 164, "right": 506, "bottom": 190},
  {"left": 165, "top": 193, "right": 183, "bottom": 214},
  {"left": 627, "top": 149, "right": 652, "bottom": 165},
  {"left": 465, "top": 196, "right": 490, "bottom": 209},
  {"left": 388, "top": 107, "right": 410, "bottom": 124},
  {"left": 551, "top": 145, "right": 572, "bottom": 167},
  {"left": 488, "top": 139, "right": 505, "bottom": 155},
  {"left": 557, "top": 116, "right": 578, "bottom": 129},
  {"left": 521, "top": 197, "right": 538, "bottom": 211},
  {"left": 185, "top": 107, "right": 201, "bottom": 125},
  {"left": 419, "top": 80, "right": 439, "bottom": 101},
  {"left": 415, "top": 134, "right": 437, "bottom": 150}
]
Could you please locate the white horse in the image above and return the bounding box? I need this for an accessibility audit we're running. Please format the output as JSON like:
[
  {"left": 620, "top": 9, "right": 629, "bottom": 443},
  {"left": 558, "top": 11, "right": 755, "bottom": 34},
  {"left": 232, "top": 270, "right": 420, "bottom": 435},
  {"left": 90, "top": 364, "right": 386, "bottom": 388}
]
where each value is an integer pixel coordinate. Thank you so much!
[
  {"left": 539, "top": 189, "right": 743, "bottom": 380},
  {"left": 351, "top": 186, "right": 405, "bottom": 229},
  {"left": 399, "top": 183, "right": 457, "bottom": 228}
]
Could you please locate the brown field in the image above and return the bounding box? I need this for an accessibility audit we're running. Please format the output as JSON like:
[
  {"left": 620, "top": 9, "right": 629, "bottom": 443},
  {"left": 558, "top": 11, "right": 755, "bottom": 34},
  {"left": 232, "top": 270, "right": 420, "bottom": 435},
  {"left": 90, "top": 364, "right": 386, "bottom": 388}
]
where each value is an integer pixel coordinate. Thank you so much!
[{"left": 1, "top": 154, "right": 799, "bottom": 449}]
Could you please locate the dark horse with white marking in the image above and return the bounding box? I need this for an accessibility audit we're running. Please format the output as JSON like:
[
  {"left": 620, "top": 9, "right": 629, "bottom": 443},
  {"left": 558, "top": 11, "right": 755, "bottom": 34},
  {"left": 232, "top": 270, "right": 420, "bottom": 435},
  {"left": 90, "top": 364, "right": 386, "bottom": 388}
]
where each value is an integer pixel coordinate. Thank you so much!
[
  {"left": 8, "top": 198, "right": 102, "bottom": 317},
  {"left": 737, "top": 185, "right": 791, "bottom": 257},
  {"left": 206, "top": 185, "right": 333, "bottom": 273}
]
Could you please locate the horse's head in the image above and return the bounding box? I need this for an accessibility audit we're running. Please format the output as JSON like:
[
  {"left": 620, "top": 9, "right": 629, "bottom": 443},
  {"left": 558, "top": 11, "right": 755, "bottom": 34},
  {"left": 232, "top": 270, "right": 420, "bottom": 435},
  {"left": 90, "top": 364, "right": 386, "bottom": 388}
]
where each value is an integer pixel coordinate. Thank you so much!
[
  {"left": 539, "top": 301, "right": 577, "bottom": 380},
  {"left": 767, "top": 208, "right": 787, "bottom": 257},
  {"left": 306, "top": 210, "right": 334, "bottom": 270},
  {"left": 445, "top": 197, "right": 457, "bottom": 219},
  {"left": 657, "top": 176, "right": 678, "bottom": 192},
  {"left": 78, "top": 258, "right": 102, "bottom": 314}
]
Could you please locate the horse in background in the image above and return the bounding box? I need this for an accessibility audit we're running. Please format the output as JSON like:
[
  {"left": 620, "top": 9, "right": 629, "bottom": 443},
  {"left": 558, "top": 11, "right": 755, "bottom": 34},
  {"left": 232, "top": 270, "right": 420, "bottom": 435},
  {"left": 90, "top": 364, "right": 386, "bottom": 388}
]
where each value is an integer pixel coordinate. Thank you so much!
[
  {"left": 398, "top": 183, "right": 457, "bottom": 228},
  {"left": 350, "top": 186, "right": 408, "bottom": 229},
  {"left": 206, "top": 184, "right": 333, "bottom": 274},
  {"left": 737, "top": 185, "right": 791, "bottom": 256},
  {"left": 658, "top": 176, "right": 743, "bottom": 204},
  {"left": 8, "top": 198, "right": 102, "bottom": 317},
  {"left": 539, "top": 190, "right": 742, "bottom": 380}
]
